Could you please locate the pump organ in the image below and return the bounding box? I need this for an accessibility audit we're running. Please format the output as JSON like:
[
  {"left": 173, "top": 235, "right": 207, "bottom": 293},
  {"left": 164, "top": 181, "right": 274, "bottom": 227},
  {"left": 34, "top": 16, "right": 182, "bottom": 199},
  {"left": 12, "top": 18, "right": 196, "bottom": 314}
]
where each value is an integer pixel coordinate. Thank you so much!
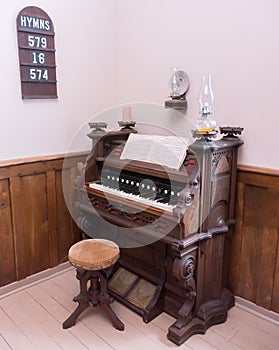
[{"left": 73, "top": 124, "right": 243, "bottom": 345}]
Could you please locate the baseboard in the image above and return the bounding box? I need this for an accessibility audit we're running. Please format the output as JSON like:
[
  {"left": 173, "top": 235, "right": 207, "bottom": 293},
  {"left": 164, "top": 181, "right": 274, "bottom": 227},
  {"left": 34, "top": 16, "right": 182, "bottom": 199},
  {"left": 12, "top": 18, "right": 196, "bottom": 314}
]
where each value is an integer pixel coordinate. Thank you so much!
[
  {"left": 0, "top": 262, "right": 73, "bottom": 300},
  {"left": 235, "top": 296, "right": 279, "bottom": 325}
]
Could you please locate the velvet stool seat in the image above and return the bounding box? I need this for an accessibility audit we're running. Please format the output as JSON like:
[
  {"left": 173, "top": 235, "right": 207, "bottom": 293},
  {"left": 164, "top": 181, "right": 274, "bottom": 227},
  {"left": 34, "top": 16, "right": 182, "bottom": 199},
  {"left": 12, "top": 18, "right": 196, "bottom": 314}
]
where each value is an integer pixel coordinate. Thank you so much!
[{"left": 62, "top": 239, "right": 124, "bottom": 331}]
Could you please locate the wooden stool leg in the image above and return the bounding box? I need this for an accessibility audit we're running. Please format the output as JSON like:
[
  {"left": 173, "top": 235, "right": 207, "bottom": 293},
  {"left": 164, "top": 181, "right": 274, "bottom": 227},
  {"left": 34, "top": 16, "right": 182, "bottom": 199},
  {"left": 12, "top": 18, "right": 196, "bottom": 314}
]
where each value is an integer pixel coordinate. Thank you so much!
[
  {"left": 63, "top": 269, "right": 90, "bottom": 329},
  {"left": 99, "top": 271, "right": 125, "bottom": 331}
]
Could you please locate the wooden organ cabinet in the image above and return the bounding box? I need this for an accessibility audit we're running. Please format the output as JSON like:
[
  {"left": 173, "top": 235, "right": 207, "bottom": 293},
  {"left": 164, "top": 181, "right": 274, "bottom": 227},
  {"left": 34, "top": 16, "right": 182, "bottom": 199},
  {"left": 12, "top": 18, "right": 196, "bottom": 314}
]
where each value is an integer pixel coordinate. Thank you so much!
[{"left": 74, "top": 123, "right": 243, "bottom": 345}]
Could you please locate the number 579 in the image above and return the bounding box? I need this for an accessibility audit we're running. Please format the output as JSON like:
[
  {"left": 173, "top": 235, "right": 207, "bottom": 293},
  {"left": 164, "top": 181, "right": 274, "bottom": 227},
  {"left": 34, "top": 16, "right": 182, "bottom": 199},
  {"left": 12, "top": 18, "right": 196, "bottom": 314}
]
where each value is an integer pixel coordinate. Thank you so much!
[{"left": 28, "top": 35, "right": 47, "bottom": 48}]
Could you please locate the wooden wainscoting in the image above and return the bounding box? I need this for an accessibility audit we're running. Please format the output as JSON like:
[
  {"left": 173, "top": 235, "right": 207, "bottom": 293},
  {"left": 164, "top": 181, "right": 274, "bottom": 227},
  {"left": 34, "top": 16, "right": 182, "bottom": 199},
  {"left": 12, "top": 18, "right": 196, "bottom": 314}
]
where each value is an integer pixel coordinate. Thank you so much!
[
  {"left": 230, "top": 165, "right": 279, "bottom": 313},
  {"left": 0, "top": 153, "right": 86, "bottom": 287},
  {"left": 1, "top": 156, "right": 279, "bottom": 315}
]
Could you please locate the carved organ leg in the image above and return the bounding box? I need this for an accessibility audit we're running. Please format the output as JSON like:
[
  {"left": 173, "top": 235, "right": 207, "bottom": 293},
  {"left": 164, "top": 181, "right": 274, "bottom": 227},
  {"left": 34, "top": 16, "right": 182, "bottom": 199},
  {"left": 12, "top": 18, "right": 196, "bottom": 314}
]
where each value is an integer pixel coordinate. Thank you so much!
[{"left": 167, "top": 248, "right": 197, "bottom": 336}]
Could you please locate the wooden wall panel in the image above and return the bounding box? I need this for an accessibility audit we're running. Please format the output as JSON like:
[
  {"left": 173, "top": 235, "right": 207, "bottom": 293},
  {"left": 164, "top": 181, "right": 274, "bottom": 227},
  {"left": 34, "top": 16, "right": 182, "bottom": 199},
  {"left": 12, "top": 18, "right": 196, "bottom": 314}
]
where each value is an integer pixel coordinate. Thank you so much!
[
  {"left": 256, "top": 188, "right": 279, "bottom": 309},
  {"left": 0, "top": 154, "right": 84, "bottom": 287},
  {"left": 272, "top": 244, "right": 279, "bottom": 312},
  {"left": 55, "top": 168, "right": 80, "bottom": 263},
  {"left": 238, "top": 185, "right": 264, "bottom": 302},
  {"left": 46, "top": 170, "right": 59, "bottom": 267},
  {"left": 230, "top": 166, "right": 279, "bottom": 314},
  {"left": 229, "top": 182, "right": 244, "bottom": 294},
  {"left": 11, "top": 173, "right": 50, "bottom": 280},
  {"left": 0, "top": 179, "right": 16, "bottom": 285}
]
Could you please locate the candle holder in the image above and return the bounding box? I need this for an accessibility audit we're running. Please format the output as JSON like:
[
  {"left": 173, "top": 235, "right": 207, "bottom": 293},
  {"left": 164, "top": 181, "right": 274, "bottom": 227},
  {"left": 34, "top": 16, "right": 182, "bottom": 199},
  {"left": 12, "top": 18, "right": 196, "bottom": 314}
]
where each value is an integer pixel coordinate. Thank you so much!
[
  {"left": 192, "top": 129, "right": 217, "bottom": 141},
  {"left": 87, "top": 122, "right": 107, "bottom": 140},
  {"left": 219, "top": 126, "right": 243, "bottom": 139},
  {"left": 118, "top": 120, "right": 136, "bottom": 130}
]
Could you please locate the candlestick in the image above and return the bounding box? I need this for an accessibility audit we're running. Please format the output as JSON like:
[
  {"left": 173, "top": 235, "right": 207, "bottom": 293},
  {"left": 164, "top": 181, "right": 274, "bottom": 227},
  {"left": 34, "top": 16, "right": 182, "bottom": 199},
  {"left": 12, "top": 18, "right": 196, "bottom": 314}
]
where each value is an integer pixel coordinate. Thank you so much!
[{"left": 122, "top": 105, "right": 132, "bottom": 122}]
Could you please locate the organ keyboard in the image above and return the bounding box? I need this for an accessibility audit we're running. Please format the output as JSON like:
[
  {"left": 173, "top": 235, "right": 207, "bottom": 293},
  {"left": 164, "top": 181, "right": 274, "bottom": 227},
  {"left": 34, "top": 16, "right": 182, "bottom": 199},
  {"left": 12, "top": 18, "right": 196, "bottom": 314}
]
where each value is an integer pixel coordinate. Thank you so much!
[
  {"left": 74, "top": 124, "right": 243, "bottom": 345},
  {"left": 88, "top": 182, "right": 177, "bottom": 212}
]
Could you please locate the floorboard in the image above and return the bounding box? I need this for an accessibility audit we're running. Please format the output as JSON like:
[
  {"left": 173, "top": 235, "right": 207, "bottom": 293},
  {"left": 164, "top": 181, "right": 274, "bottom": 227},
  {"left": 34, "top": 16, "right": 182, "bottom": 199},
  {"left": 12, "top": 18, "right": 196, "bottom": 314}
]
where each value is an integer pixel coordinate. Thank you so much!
[{"left": 0, "top": 267, "right": 278, "bottom": 350}]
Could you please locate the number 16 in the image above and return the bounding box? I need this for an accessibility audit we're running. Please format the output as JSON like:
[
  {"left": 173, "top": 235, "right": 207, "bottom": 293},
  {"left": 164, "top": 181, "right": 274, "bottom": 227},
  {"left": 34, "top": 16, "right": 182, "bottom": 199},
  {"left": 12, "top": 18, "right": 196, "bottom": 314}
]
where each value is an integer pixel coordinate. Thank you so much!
[{"left": 32, "top": 52, "right": 46, "bottom": 64}]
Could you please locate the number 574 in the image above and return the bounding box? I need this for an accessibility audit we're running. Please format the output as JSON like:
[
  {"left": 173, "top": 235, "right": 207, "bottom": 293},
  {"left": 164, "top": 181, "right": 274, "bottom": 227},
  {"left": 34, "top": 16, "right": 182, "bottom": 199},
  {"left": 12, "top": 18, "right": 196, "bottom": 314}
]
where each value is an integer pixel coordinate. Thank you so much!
[{"left": 30, "top": 68, "right": 48, "bottom": 80}]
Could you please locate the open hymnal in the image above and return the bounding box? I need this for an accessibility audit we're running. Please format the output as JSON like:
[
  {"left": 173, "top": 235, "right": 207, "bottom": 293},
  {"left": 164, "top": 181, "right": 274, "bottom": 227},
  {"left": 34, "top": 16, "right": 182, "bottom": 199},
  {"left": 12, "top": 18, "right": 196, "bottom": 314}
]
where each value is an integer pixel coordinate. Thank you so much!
[{"left": 120, "top": 133, "right": 189, "bottom": 170}]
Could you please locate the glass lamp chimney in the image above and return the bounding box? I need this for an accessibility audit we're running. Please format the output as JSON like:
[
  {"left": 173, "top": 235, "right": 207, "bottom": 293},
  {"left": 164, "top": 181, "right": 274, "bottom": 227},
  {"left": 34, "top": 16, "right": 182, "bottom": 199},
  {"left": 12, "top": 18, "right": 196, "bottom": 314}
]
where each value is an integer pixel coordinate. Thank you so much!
[
  {"left": 198, "top": 73, "right": 214, "bottom": 115},
  {"left": 196, "top": 73, "right": 216, "bottom": 132},
  {"left": 169, "top": 66, "right": 180, "bottom": 98}
]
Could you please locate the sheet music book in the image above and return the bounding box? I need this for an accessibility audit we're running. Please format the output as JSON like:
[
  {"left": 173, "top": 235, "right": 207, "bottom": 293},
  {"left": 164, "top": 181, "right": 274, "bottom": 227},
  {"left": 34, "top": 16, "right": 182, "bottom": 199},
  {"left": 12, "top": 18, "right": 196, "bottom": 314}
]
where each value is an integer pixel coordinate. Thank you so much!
[{"left": 120, "top": 133, "right": 189, "bottom": 170}]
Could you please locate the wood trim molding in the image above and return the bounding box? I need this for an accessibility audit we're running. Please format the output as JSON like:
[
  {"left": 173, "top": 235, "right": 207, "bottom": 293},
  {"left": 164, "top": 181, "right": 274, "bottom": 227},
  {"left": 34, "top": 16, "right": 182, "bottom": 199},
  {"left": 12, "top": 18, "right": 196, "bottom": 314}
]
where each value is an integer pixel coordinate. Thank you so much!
[
  {"left": 235, "top": 296, "right": 279, "bottom": 325},
  {"left": 0, "top": 262, "right": 72, "bottom": 299},
  {"left": 2, "top": 158, "right": 278, "bottom": 177},
  {"left": 238, "top": 164, "right": 279, "bottom": 176},
  {"left": 237, "top": 165, "right": 279, "bottom": 191},
  {"left": 0, "top": 151, "right": 89, "bottom": 167}
]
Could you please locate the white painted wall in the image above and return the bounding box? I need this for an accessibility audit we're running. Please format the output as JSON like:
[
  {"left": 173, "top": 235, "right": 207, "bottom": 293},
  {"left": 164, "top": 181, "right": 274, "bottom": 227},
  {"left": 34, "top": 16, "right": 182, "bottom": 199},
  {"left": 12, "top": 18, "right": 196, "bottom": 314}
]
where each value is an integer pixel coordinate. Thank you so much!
[
  {"left": 0, "top": 0, "right": 117, "bottom": 160},
  {"left": 116, "top": 0, "right": 279, "bottom": 168},
  {"left": 1, "top": 0, "right": 278, "bottom": 169}
]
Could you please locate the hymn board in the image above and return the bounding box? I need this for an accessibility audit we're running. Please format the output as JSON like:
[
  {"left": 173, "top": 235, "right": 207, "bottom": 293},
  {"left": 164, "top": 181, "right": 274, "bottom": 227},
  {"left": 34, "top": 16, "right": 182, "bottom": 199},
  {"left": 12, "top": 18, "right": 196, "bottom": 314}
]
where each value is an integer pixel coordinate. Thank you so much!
[{"left": 16, "top": 6, "right": 57, "bottom": 99}]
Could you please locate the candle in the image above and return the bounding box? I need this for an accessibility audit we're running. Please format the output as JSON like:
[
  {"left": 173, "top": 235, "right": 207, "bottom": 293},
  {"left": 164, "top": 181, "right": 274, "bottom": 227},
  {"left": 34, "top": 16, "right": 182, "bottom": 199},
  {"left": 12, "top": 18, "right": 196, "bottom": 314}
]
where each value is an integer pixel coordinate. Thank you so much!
[{"left": 122, "top": 105, "right": 132, "bottom": 122}]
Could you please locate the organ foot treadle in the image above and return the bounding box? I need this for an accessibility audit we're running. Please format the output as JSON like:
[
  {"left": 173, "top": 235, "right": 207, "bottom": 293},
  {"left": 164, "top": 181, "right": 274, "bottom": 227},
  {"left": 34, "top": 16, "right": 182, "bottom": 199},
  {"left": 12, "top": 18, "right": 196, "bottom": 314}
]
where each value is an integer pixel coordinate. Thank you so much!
[{"left": 108, "top": 266, "right": 165, "bottom": 323}]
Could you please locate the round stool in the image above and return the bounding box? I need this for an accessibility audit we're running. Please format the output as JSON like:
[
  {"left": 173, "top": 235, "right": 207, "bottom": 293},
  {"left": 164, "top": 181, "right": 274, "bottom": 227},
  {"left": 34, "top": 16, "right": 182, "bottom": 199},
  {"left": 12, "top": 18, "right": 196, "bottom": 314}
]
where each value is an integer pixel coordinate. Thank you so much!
[{"left": 62, "top": 239, "right": 124, "bottom": 331}]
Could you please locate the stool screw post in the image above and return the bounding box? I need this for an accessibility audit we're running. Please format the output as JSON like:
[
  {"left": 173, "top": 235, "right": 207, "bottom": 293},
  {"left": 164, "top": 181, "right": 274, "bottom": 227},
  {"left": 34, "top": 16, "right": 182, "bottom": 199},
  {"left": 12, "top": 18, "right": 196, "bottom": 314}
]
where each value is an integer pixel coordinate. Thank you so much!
[{"left": 89, "top": 271, "right": 100, "bottom": 307}]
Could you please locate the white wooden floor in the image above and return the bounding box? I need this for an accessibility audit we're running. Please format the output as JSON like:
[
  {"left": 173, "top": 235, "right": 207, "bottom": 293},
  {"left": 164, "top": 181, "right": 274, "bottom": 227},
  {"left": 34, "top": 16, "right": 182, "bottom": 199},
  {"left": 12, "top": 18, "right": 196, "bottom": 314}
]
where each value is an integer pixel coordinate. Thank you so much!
[{"left": 0, "top": 267, "right": 278, "bottom": 350}]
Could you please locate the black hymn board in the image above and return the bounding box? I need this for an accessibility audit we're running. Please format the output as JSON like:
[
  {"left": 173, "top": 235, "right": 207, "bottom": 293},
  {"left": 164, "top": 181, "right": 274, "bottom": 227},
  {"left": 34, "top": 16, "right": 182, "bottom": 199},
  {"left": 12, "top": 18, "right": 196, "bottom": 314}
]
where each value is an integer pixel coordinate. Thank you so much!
[{"left": 16, "top": 6, "right": 57, "bottom": 99}]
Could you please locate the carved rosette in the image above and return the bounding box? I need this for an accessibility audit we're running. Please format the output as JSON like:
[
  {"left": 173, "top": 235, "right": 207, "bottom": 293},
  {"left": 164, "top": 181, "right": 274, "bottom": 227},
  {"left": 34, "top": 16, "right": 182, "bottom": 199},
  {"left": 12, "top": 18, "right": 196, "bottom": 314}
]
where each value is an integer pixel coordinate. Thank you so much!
[
  {"left": 170, "top": 252, "right": 197, "bottom": 330},
  {"left": 172, "top": 252, "right": 197, "bottom": 295},
  {"left": 173, "top": 255, "right": 195, "bottom": 281}
]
